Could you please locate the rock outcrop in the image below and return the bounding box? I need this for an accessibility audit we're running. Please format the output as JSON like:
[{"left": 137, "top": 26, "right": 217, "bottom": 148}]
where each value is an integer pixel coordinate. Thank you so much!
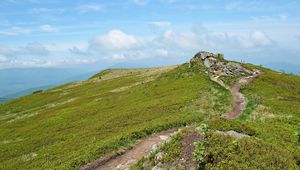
[
  {"left": 190, "top": 51, "right": 253, "bottom": 76},
  {"left": 216, "top": 130, "right": 250, "bottom": 139}
]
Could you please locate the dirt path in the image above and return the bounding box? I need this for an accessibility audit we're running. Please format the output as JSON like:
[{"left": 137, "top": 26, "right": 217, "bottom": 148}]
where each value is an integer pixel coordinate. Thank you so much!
[
  {"left": 82, "top": 70, "right": 262, "bottom": 170},
  {"left": 81, "top": 128, "right": 178, "bottom": 170},
  {"left": 226, "top": 70, "right": 263, "bottom": 119}
]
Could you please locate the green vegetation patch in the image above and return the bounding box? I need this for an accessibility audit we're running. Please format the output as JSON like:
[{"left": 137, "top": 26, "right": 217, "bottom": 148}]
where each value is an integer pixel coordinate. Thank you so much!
[
  {"left": 0, "top": 64, "right": 231, "bottom": 169},
  {"left": 202, "top": 132, "right": 299, "bottom": 169}
]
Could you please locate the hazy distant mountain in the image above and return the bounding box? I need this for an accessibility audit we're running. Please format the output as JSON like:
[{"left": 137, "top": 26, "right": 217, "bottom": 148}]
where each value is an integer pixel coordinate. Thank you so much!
[
  {"left": 0, "top": 97, "right": 9, "bottom": 104},
  {"left": 108, "top": 63, "right": 149, "bottom": 69},
  {"left": 264, "top": 63, "right": 300, "bottom": 75},
  {"left": 0, "top": 68, "right": 98, "bottom": 102}
]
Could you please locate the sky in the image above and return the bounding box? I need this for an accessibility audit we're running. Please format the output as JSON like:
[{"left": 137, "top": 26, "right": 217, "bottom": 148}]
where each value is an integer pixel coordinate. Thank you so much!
[{"left": 0, "top": 0, "right": 300, "bottom": 70}]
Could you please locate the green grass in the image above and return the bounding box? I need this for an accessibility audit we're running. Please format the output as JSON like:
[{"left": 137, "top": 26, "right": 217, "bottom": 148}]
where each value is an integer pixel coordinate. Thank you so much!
[
  {"left": 1, "top": 59, "right": 300, "bottom": 169},
  {"left": 0, "top": 64, "right": 231, "bottom": 169},
  {"left": 238, "top": 96, "right": 258, "bottom": 121},
  {"left": 132, "top": 63, "right": 300, "bottom": 169},
  {"left": 205, "top": 64, "right": 300, "bottom": 168},
  {"left": 203, "top": 132, "right": 299, "bottom": 169}
]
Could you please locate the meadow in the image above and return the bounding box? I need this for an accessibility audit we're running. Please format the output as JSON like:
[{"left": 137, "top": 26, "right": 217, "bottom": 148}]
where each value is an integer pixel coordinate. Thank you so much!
[
  {"left": 130, "top": 64, "right": 300, "bottom": 169},
  {"left": 0, "top": 64, "right": 231, "bottom": 169}
]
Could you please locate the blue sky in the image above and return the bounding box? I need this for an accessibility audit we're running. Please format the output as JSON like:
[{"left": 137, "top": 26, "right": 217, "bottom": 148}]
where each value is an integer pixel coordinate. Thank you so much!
[{"left": 0, "top": 0, "right": 300, "bottom": 70}]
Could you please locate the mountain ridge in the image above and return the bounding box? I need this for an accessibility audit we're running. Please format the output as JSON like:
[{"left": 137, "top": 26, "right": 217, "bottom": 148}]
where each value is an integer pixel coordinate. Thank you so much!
[{"left": 0, "top": 52, "right": 299, "bottom": 169}]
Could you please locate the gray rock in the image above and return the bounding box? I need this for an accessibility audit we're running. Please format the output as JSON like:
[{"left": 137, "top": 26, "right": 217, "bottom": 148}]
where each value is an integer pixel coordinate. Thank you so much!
[
  {"left": 216, "top": 130, "right": 250, "bottom": 139},
  {"left": 190, "top": 51, "right": 253, "bottom": 76},
  {"left": 204, "top": 57, "right": 217, "bottom": 68},
  {"left": 150, "top": 144, "right": 158, "bottom": 153},
  {"left": 152, "top": 163, "right": 167, "bottom": 170},
  {"left": 198, "top": 51, "right": 215, "bottom": 60},
  {"left": 190, "top": 51, "right": 215, "bottom": 67},
  {"left": 154, "top": 152, "right": 164, "bottom": 163}
]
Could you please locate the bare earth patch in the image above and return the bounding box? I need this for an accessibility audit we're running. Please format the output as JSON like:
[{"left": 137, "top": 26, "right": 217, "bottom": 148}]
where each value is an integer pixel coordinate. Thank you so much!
[
  {"left": 81, "top": 129, "right": 178, "bottom": 170},
  {"left": 226, "top": 70, "right": 263, "bottom": 119},
  {"left": 181, "top": 130, "right": 203, "bottom": 170}
]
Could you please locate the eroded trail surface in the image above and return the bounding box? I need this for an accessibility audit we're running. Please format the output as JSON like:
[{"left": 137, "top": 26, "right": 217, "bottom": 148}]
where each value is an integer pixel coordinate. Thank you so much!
[
  {"left": 81, "top": 129, "right": 178, "bottom": 170},
  {"left": 82, "top": 69, "right": 262, "bottom": 170},
  {"left": 226, "top": 71, "right": 263, "bottom": 119}
]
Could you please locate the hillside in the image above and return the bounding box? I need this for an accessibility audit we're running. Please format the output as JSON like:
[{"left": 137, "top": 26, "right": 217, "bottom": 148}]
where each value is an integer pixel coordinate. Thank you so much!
[{"left": 0, "top": 52, "right": 299, "bottom": 169}]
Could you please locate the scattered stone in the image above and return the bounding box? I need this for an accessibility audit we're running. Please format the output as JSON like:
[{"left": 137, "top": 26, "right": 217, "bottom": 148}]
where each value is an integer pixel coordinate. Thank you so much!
[
  {"left": 150, "top": 144, "right": 159, "bottom": 153},
  {"left": 159, "top": 135, "right": 171, "bottom": 142},
  {"left": 190, "top": 51, "right": 253, "bottom": 76},
  {"left": 216, "top": 130, "right": 250, "bottom": 139},
  {"left": 154, "top": 152, "right": 164, "bottom": 163},
  {"left": 152, "top": 162, "right": 166, "bottom": 170},
  {"left": 204, "top": 57, "right": 217, "bottom": 68}
]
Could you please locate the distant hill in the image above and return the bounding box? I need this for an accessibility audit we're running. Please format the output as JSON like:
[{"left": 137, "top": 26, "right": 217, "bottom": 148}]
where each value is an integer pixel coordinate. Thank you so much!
[
  {"left": 265, "top": 62, "right": 300, "bottom": 75},
  {"left": 0, "top": 68, "right": 98, "bottom": 103},
  {"left": 0, "top": 85, "right": 53, "bottom": 104},
  {"left": 0, "top": 97, "right": 9, "bottom": 104}
]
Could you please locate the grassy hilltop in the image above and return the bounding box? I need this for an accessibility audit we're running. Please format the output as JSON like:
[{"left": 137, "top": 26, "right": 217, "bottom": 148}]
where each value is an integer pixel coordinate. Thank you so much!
[
  {"left": 0, "top": 64, "right": 230, "bottom": 169},
  {"left": 0, "top": 55, "right": 299, "bottom": 169}
]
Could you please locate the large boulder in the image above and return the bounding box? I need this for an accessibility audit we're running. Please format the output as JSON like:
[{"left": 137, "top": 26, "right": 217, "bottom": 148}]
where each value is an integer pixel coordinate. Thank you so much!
[
  {"left": 224, "top": 62, "right": 253, "bottom": 75},
  {"left": 204, "top": 57, "right": 217, "bottom": 68},
  {"left": 190, "top": 51, "right": 215, "bottom": 67},
  {"left": 190, "top": 51, "right": 253, "bottom": 76}
]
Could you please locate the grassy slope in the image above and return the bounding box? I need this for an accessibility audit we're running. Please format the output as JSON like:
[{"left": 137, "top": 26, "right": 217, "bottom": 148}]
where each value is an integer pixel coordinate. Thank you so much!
[
  {"left": 0, "top": 64, "right": 231, "bottom": 169},
  {"left": 206, "top": 65, "right": 300, "bottom": 169},
  {"left": 133, "top": 64, "right": 300, "bottom": 169}
]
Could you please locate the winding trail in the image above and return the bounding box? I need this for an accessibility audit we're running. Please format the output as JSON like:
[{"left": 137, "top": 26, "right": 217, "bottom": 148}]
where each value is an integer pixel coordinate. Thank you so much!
[
  {"left": 226, "top": 70, "right": 263, "bottom": 119},
  {"left": 81, "top": 129, "right": 178, "bottom": 170},
  {"left": 81, "top": 70, "right": 262, "bottom": 170}
]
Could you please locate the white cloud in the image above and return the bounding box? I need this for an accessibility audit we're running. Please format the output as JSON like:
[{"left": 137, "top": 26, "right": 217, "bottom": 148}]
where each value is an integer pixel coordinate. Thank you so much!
[
  {"left": 90, "top": 30, "right": 139, "bottom": 50},
  {"left": 31, "top": 8, "right": 65, "bottom": 14},
  {"left": 225, "top": 1, "right": 263, "bottom": 11},
  {"left": 250, "top": 31, "right": 272, "bottom": 47},
  {"left": 46, "top": 42, "right": 88, "bottom": 52},
  {"left": 279, "top": 14, "right": 288, "bottom": 21},
  {"left": 69, "top": 46, "right": 90, "bottom": 56},
  {"left": 160, "top": 30, "right": 199, "bottom": 50},
  {"left": 0, "top": 42, "right": 49, "bottom": 59},
  {"left": 111, "top": 54, "right": 126, "bottom": 61},
  {"left": 40, "top": 24, "right": 57, "bottom": 33},
  {"left": 0, "top": 24, "right": 59, "bottom": 36},
  {"left": 22, "top": 42, "right": 49, "bottom": 56},
  {"left": 250, "top": 14, "right": 290, "bottom": 22},
  {"left": 0, "top": 27, "right": 32, "bottom": 36},
  {"left": 0, "top": 30, "right": 17, "bottom": 36},
  {"left": 108, "top": 51, "right": 147, "bottom": 61},
  {"left": 77, "top": 4, "right": 103, "bottom": 13},
  {"left": 148, "top": 21, "right": 172, "bottom": 33},
  {"left": 85, "top": 27, "right": 275, "bottom": 63},
  {"left": 154, "top": 48, "right": 169, "bottom": 57},
  {"left": 0, "top": 55, "right": 8, "bottom": 62}
]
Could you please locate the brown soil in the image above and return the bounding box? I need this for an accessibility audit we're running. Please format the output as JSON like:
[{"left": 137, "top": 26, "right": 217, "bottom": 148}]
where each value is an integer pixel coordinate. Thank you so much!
[
  {"left": 181, "top": 131, "right": 203, "bottom": 170},
  {"left": 81, "top": 128, "right": 178, "bottom": 170},
  {"left": 81, "top": 70, "right": 262, "bottom": 170},
  {"left": 227, "top": 71, "right": 263, "bottom": 119}
]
